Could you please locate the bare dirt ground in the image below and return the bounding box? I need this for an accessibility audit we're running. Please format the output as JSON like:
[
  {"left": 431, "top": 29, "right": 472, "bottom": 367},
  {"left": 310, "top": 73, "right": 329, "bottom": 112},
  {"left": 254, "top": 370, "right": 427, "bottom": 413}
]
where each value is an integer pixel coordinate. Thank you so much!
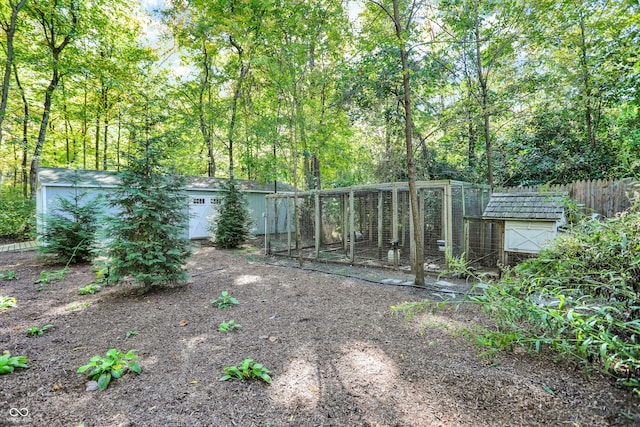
[{"left": 1, "top": 243, "right": 639, "bottom": 427}]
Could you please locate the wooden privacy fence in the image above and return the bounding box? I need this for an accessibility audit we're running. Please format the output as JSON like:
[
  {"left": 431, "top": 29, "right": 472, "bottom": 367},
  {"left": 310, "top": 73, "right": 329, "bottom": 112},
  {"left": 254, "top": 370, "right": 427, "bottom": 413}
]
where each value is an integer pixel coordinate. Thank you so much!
[{"left": 498, "top": 179, "right": 640, "bottom": 218}]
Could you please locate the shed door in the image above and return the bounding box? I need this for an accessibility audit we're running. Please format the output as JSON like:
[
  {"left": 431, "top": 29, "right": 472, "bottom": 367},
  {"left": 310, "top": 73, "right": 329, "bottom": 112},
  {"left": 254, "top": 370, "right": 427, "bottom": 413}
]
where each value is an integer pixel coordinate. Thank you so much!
[
  {"left": 504, "top": 220, "right": 557, "bottom": 254},
  {"left": 189, "top": 196, "right": 221, "bottom": 239}
]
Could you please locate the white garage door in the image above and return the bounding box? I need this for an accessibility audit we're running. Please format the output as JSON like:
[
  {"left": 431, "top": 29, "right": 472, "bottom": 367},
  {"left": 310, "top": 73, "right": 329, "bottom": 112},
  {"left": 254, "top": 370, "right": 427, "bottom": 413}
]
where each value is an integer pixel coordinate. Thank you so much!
[{"left": 189, "top": 195, "right": 222, "bottom": 239}]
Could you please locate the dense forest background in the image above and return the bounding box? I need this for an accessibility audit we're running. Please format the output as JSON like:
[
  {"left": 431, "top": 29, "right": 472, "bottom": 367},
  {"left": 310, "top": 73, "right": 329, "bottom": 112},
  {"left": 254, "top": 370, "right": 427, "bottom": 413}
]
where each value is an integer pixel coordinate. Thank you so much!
[{"left": 0, "top": 0, "right": 638, "bottom": 197}]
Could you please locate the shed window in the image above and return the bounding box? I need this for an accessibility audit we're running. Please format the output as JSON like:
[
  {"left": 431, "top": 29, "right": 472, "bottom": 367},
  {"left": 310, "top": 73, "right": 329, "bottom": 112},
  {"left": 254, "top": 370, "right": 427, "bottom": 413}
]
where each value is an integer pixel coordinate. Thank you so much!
[
  {"left": 192, "top": 198, "right": 205, "bottom": 205},
  {"left": 211, "top": 198, "right": 222, "bottom": 205}
]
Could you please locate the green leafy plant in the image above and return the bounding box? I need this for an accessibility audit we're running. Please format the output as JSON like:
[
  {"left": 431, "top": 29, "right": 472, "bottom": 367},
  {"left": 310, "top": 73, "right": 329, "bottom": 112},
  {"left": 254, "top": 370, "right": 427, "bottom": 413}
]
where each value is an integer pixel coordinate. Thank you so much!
[
  {"left": 27, "top": 324, "right": 54, "bottom": 336},
  {"left": 0, "top": 351, "right": 29, "bottom": 374},
  {"left": 92, "top": 263, "right": 112, "bottom": 285},
  {"left": 0, "top": 295, "right": 17, "bottom": 310},
  {"left": 79, "top": 284, "right": 101, "bottom": 295},
  {"left": 0, "top": 191, "right": 35, "bottom": 241},
  {"left": 0, "top": 269, "right": 18, "bottom": 280},
  {"left": 211, "top": 291, "right": 238, "bottom": 309},
  {"left": 35, "top": 267, "right": 70, "bottom": 289},
  {"left": 218, "top": 320, "right": 242, "bottom": 332},
  {"left": 125, "top": 330, "right": 139, "bottom": 339},
  {"left": 66, "top": 303, "right": 90, "bottom": 311},
  {"left": 209, "top": 180, "right": 253, "bottom": 248},
  {"left": 77, "top": 349, "right": 142, "bottom": 391},
  {"left": 220, "top": 359, "right": 271, "bottom": 383}
]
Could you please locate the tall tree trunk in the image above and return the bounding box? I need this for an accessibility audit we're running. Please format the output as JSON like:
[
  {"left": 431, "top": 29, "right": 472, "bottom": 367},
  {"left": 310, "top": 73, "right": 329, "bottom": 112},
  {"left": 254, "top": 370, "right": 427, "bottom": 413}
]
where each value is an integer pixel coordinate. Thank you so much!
[
  {"left": 228, "top": 36, "right": 249, "bottom": 180},
  {"left": 13, "top": 64, "right": 28, "bottom": 198},
  {"left": 391, "top": 0, "right": 424, "bottom": 286},
  {"left": 198, "top": 42, "right": 216, "bottom": 177},
  {"left": 0, "top": 0, "right": 27, "bottom": 145},
  {"left": 29, "top": 2, "right": 78, "bottom": 196},
  {"left": 82, "top": 75, "right": 88, "bottom": 168},
  {"left": 103, "top": 115, "right": 109, "bottom": 170},
  {"left": 94, "top": 114, "right": 100, "bottom": 169},
  {"left": 473, "top": 0, "right": 493, "bottom": 188},
  {"left": 579, "top": 13, "right": 595, "bottom": 150}
]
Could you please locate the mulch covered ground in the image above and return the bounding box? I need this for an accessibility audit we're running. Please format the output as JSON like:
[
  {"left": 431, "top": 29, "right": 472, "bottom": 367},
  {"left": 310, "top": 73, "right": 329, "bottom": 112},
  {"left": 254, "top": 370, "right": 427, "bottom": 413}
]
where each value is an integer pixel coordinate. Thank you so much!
[{"left": 1, "top": 244, "right": 638, "bottom": 426}]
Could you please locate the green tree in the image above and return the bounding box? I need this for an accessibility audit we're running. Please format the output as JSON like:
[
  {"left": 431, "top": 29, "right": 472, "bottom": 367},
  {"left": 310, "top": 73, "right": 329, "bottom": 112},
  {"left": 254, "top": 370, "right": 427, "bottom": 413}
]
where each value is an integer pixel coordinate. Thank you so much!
[
  {"left": 38, "top": 186, "right": 101, "bottom": 264},
  {"left": 0, "top": 0, "right": 27, "bottom": 145},
  {"left": 105, "top": 139, "right": 192, "bottom": 293},
  {"left": 209, "top": 180, "right": 252, "bottom": 248}
]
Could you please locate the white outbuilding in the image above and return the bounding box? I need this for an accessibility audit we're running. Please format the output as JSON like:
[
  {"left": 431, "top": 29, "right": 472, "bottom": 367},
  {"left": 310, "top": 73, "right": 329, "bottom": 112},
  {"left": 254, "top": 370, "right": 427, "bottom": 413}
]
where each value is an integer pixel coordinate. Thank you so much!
[
  {"left": 482, "top": 192, "right": 567, "bottom": 264},
  {"left": 36, "top": 167, "right": 291, "bottom": 240}
]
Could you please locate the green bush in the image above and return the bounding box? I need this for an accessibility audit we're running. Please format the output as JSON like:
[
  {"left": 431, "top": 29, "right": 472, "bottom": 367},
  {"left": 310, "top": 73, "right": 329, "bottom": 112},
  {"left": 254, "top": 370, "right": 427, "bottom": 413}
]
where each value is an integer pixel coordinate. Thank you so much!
[
  {"left": 38, "top": 190, "right": 101, "bottom": 264},
  {"left": 0, "top": 191, "right": 35, "bottom": 240},
  {"left": 105, "top": 142, "right": 192, "bottom": 293},
  {"left": 209, "top": 180, "right": 253, "bottom": 248},
  {"left": 474, "top": 210, "right": 640, "bottom": 393}
]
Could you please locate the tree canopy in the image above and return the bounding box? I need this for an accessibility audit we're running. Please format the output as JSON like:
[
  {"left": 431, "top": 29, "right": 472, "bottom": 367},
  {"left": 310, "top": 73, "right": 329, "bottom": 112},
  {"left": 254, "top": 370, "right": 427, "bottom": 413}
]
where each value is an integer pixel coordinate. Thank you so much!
[{"left": 0, "top": 0, "right": 638, "bottom": 194}]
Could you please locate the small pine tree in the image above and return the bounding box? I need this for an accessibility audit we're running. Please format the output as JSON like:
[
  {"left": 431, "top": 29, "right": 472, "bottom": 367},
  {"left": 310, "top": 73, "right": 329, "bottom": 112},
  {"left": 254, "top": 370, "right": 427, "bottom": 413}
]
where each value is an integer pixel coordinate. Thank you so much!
[
  {"left": 210, "top": 180, "right": 253, "bottom": 248},
  {"left": 105, "top": 141, "right": 192, "bottom": 293},
  {"left": 38, "top": 189, "right": 101, "bottom": 264}
]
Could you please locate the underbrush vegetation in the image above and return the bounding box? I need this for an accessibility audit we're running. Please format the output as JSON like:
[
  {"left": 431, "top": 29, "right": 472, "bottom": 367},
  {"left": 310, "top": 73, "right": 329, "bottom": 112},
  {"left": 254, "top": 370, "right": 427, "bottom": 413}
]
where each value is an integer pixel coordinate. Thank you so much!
[
  {"left": 394, "top": 208, "right": 640, "bottom": 396},
  {"left": 474, "top": 210, "right": 640, "bottom": 395},
  {"left": 0, "top": 191, "right": 35, "bottom": 241}
]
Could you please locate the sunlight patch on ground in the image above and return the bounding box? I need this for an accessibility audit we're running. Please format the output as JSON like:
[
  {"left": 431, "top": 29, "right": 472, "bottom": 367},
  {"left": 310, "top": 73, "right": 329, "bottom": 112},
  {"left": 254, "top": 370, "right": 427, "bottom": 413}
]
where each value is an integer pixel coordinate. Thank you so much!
[
  {"left": 270, "top": 350, "right": 320, "bottom": 410},
  {"left": 337, "top": 340, "right": 441, "bottom": 426},
  {"left": 234, "top": 275, "right": 261, "bottom": 285}
]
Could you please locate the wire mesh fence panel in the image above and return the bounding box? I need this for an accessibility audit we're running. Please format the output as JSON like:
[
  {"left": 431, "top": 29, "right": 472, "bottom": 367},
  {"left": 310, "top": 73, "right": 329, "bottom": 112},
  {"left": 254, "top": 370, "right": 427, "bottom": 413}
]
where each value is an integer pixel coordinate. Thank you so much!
[
  {"left": 265, "top": 196, "right": 293, "bottom": 254},
  {"left": 422, "top": 188, "right": 444, "bottom": 264},
  {"left": 266, "top": 181, "right": 497, "bottom": 271}
]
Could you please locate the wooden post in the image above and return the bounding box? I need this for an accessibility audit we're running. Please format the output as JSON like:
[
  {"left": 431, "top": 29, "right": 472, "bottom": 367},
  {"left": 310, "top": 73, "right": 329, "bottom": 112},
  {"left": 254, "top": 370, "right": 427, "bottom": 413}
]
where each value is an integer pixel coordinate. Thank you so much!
[
  {"left": 342, "top": 194, "right": 348, "bottom": 252},
  {"left": 392, "top": 184, "right": 398, "bottom": 245},
  {"left": 265, "top": 197, "right": 271, "bottom": 255},
  {"left": 444, "top": 183, "right": 453, "bottom": 267},
  {"left": 287, "top": 196, "right": 292, "bottom": 257},
  {"left": 378, "top": 190, "right": 383, "bottom": 259},
  {"left": 409, "top": 191, "right": 415, "bottom": 267},
  {"left": 314, "top": 192, "right": 320, "bottom": 259},
  {"left": 349, "top": 189, "right": 355, "bottom": 262}
]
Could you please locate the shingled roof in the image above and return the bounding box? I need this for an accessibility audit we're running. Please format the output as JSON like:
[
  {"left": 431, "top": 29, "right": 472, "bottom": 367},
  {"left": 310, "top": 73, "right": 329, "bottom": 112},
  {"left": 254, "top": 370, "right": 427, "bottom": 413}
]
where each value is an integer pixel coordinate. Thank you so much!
[
  {"left": 37, "top": 167, "right": 293, "bottom": 193},
  {"left": 482, "top": 192, "right": 566, "bottom": 221}
]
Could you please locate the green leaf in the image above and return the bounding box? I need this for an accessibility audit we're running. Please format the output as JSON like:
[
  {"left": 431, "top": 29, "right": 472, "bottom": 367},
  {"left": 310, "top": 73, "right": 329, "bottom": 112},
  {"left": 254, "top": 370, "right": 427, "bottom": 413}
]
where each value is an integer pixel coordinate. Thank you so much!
[
  {"left": 0, "top": 365, "right": 14, "bottom": 374},
  {"left": 128, "top": 362, "right": 142, "bottom": 374},
  {"left": 97, "top": 372, "right": 111, "bottom": 391}
]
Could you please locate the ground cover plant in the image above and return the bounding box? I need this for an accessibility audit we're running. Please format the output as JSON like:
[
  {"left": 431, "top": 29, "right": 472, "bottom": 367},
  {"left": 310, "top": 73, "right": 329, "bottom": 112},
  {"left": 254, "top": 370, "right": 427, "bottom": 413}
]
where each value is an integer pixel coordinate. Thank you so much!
[
  {"left": 0, "top": 295, "right": 17, "bottom": 310},
  {"left": 218, "top": 320, "right": 241, "bottom": 332},
  {"left": 78, "top": 284, "right": 101, "bottom": 295},
  {"left": 76, "top": 349, "right": 141, "bottom": 391},
  {"left": 220, "top": 358, "right": 272, "bottom": 384},
  {"left": 211, "top": 290, "right": 238, "bottom": 309},
  {"left": 0, "top": 352, "right": 29, "bottom": 374},
  {"left": 1, "top": 246, "right": 638, "bottom": 426},
  {"left": 27, "top": 324, "right": 54, "bottom": 337},
  {"left": 0, "top": 269, "right": 18, "bottom": 280}
]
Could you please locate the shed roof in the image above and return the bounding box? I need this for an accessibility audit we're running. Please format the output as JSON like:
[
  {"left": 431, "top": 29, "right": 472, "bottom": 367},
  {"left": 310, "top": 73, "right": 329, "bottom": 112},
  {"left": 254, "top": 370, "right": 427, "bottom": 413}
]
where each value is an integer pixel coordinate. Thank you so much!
[
  {"left": 37, "top": 167, "right": 293, "bottom": 193},
  {"left": 482, "top": 192, "right": 566, "bottom": 221}
]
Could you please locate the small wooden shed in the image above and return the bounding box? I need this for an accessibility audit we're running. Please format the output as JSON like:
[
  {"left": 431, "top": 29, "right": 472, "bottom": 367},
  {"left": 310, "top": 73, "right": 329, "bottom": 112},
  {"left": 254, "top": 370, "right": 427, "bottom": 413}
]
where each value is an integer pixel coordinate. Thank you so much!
[
  {"left": 36, "top": 167, "right": 291, "bottom": 240},
  {"left": 482, "top": 192, "right": 566, "bottom": 264}
]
